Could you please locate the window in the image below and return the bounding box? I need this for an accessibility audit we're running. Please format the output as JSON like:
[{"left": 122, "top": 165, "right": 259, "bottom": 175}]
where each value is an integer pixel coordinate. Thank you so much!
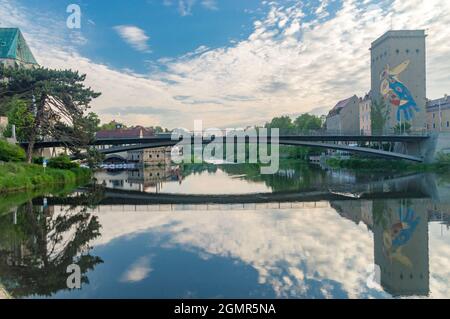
[
  {"left": 433, "top": 113, "right": 435, "bottom": 119},
  {"left": 406, "top": 49, "right": 410, "bottom": 54},
  {"left": 433, "top": 123, "right": 436, "bottom": 128},
  {"left": 396, "top": 49, "right": 400, "bottom": 54},
  {"left": 447, "top": 121, "right": 449, "bottom": 128},
  {"left": 416, "top": 49, "right": 420, "bottom": 53}
]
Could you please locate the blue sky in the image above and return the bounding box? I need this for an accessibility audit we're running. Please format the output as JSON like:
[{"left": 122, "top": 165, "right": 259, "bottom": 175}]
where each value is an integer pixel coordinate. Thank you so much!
[{"left": 1, "top": 0, "right": 449, "bottom": 129}]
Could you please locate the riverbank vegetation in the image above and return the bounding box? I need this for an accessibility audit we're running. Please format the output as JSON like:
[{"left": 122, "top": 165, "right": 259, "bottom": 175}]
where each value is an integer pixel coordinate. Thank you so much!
[
  {"left": 0, "top": 161, "right": 91, "bottom": 194},
  {"left": 326, "top": 153, "right": 450, "bottom": 172},
  {"left": 0, "top": 140, "right": 90, "bottom": 194}
]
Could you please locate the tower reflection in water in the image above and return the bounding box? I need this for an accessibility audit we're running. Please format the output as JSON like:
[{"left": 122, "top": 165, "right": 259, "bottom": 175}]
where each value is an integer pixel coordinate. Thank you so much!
[{"left": 333, "top": 199, "right": 434, "bottom": 297}]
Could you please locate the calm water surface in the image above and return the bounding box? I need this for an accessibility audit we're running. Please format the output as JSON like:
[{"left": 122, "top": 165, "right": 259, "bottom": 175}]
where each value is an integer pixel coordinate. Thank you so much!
[{"left": 1, "top": 162, "right": 450, "bottom": 299}]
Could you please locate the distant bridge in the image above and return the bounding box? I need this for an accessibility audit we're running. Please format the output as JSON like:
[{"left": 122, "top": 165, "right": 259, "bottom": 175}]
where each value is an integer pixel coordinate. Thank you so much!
[{"left": 23, "top": 132, "right": 431, "bottom": 163}]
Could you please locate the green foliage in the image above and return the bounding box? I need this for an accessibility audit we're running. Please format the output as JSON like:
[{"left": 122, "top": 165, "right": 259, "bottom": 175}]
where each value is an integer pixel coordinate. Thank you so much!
[
  {"left": 294, "top": 113, "right": 323, "bottom": 132},
  {"left": 0, "top": 162, "right": 91, "bottom": 194},
  {"left": 394, "top": 122, "right": 412, "bottom": 134},
  {"left": 100, "top": 120, "right": 127, "bottom": 130},
  {"left": 436, "top": 152, "right": 450, "bottom": 169},
  {"left": 0, "top": 65, "right": 101, "bottom": 162},
  {"left": 48, "top": 155, "right": 79, "bottom": 170},
  {"left": 85, "top": 147, "right": 105, "bottom": 169},
  {"left": 264, "top": 113, "right": 324, "bottom": 159},
  {"left": 265, "top": 116, "right": 294, "bottom": 133},
  {"left": 371, "top": 99, "right": 390, "bottom": 134},
  {"left": 326, "top": 157, "right": 428, "bottom": 171},
  {"left": 0, "top": 139, "right": 26, "bottom": 162},
  {"left": 3, "top": 97, "right": 34, "bottom": 140}
]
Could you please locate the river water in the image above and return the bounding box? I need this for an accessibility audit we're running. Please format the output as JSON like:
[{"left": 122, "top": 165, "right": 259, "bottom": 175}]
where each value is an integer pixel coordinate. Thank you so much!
[{"left": 1, "top": 161, "right": 450, "bottom": 299}]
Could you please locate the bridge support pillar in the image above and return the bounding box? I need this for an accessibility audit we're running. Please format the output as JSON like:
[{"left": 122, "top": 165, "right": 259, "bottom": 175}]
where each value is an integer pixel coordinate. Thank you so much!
[{"left": 396, "top": 132, "right": 450, "bottom": 163}]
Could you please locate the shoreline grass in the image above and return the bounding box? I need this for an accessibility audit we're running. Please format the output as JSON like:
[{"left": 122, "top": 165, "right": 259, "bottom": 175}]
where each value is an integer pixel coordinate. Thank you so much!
[{"left": 0, "top": 162, "right": 91, "bottom": 195}]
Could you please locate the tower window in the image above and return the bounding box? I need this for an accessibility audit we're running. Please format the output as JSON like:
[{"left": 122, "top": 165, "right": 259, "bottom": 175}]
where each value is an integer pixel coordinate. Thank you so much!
[
  {"left": 406, "top": 49, "right": 410, "bottom": 54},
  {"left": 396, "top": 49, "right": 400, "bottom": 54},
  {"left": 416, "top": 49, "right": 420, "bottom": 53}
]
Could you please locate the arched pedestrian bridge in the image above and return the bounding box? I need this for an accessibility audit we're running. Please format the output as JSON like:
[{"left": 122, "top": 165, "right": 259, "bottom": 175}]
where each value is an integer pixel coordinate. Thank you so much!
[{"left": 24, "top": 132, "right": 432, "bottom": 163}]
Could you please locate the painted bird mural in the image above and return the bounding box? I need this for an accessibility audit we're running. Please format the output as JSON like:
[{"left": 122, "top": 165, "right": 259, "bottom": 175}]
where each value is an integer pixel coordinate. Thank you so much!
[{"left": 380, "top": 60, "right": 420, "bottom": 122}]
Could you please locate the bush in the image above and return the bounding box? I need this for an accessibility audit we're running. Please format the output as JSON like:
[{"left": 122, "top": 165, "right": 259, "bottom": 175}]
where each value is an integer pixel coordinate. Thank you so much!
[
  {"left": 48, "top": 155, "right": 79, "bottom": 170},
  {"left": 0, "top": 139, "right": 26, "bottom": 162},
  {"left": 32, "top": 156, "right": 44, "bottom": 165}
]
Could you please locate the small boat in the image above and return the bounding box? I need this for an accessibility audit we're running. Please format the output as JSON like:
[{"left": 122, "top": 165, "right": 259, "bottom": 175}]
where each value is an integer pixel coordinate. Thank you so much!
[{"left": 329, "top": 189, "right": 364, "bottom": 199}]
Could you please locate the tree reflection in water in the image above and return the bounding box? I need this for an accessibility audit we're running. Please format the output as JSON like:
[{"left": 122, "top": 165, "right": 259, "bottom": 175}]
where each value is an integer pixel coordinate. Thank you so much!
[{"left": 0, "top": 188, "right": 104, "bottom": 298}]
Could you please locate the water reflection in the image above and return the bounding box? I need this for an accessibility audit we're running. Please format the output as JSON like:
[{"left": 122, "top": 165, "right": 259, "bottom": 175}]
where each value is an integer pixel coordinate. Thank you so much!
[
  {"left": 0, "top": 164, "right": 449, "bottom": 299},
  {"left": 0, "top": 191, "right": 103, "bottom": 298}
]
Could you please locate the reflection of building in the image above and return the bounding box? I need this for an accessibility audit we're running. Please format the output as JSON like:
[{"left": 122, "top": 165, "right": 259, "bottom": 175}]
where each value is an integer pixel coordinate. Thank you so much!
[
  {"left": 96, "top": 166, "right": 183, "bottom": 192},
  {"left": 325, "top": 95, "right": 360, "bottom": 134},
  {"left": 371, "top": 30, "right": 427, "bottom": 131},
  {"left": 332, "top": 199, "right": 430, "bottom": 297},
  {"left": 0, "top": 28, "right": 38, "bottom": 68},
  {"left": 373, "top": 201, "right": 429, "bottom": 297},
  {"left": 427, "top": 96, "right": 450, "bottom": 132}
]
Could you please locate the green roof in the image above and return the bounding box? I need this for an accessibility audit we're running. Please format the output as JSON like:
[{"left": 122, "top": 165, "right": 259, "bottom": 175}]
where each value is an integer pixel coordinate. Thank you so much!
[{"left": 0, "top": 28, "right": 38, "bottom": 65}]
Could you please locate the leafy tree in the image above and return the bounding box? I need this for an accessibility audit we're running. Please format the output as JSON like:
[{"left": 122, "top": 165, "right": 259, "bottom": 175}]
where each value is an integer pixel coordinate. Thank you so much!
[
  {"left": 0, "top": 139, "right": 26, "bottom": 162},
  {"left": 264, "top": 116, "right": 294, "bottom": 134},
  {"left": 85, "top": 112, "right": 101, "bottom": 133},
  {"left": 2, "top": 97, "right": 34, "bottom": 140},
  {"left": 294, "top": 113, "right": 322, "bottom": 133},
  {"left": 48, "top": 155, "right": 79, "bottom": 169},
  {"left": 371, "top": 99, "right": 390, "bottom": 134},
  {"left": 0, "top": 66, "right": 101, "bottom": 163},
  {"left": 100, "top": 120, "right": 127, "bottom": 130},
  {"left": 394, "top": 122, "right": 411, "bottom": 134},
  {"left": 85, "top": 147, "right": 105, "bottom": 169}
]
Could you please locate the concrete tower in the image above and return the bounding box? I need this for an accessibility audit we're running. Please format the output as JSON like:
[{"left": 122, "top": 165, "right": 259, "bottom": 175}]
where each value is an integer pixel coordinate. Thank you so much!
[{"left": 370, "top": 30, "right": 427, "bottom": 132}]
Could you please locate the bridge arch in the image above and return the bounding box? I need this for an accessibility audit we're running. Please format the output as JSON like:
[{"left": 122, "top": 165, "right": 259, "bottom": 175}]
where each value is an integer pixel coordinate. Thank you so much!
[{"left": 93, "top": 139, "right": 424, "bottom": 162}]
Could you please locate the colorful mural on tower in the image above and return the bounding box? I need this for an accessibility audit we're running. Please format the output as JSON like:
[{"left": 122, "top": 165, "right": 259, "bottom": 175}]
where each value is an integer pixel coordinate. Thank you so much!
[{"left": 380, "top": 59, "right": 420, "bottom": 122}]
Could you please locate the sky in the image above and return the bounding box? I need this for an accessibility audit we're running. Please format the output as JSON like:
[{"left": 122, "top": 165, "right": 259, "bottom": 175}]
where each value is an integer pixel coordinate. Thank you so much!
[{"left": 0, "top": 0, "right": 449, "bottom": 129}]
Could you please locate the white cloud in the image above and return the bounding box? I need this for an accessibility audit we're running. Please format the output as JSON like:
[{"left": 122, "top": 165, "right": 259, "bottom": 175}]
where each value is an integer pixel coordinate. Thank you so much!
[
  {"left": 120, "top": 256, "right": 153, "bottom": 283},
  {"left": 201, "top": 0, "right": 218, "bottom": 11},
  {"left": 1, "top": 0, "right": 450, "bottom": 129},
  {"left": 113, "top": 25, "right": 151, "bottom": 53}
]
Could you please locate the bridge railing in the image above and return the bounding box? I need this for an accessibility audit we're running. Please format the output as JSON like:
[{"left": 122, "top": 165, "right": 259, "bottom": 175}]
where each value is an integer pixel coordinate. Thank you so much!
[{"left": 262, "top": 128, "right": 430, "bottom": 137}]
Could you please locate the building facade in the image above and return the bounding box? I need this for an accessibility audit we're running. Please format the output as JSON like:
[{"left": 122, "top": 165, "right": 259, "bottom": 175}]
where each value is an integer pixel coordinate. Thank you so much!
[
  {"left": 370, "top": 30, "right": 427, "bottom": 132},
  {"left": 0, "top": 28, "right": 38, "bottom": 68},
  {"left": 128, "top": 147, "right": 171, "bottom": 166},
  {"left": 325, "top": 95, "right": 360, "bottom": 134},
  {"left": 96, "top": 126, "right": 173, "bottom": 166},
  {"left": 359, "top": 92, "right": 372, "bottom": 135},
  {"left": 426, "top": 96, "right": 450, "bottom": 132}
]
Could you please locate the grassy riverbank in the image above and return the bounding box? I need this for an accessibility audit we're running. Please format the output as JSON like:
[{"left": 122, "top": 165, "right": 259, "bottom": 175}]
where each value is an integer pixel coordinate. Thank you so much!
[{"left": 0, "top": 162, "right": 91, "bottom": 194}]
